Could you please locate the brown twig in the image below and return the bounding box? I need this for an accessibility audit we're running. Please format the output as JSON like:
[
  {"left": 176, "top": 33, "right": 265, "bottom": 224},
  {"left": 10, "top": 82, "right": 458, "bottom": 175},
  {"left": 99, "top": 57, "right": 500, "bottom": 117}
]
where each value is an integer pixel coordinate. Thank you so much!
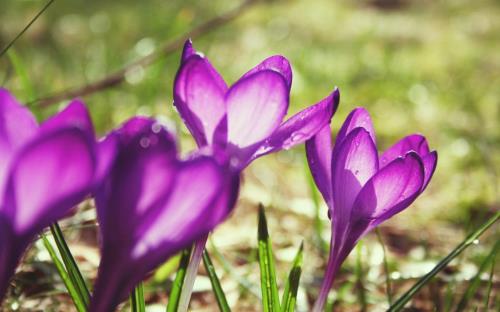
[{"left": 34, "top": 0, "right": 258, "bottom": 107}]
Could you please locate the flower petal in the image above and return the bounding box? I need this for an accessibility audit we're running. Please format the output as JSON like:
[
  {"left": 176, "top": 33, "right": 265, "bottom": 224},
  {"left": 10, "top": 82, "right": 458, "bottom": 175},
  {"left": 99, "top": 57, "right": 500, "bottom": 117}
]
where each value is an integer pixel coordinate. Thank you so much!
[
  {"left": 0, "top": 89, "right": 38, "bottom": 193},
  {"left": 253, "top": 88, "right": 339, "bottom": 159},
  {"left": 331, "top": 127, "right": 378, "bottom": 232},
  {"left": 92, "top": 149, "right": 239, "bottom": 312},
  {"left": 334, "top": 107, "right": 376, "bottom": 147},
  {"left": 351, "top": 151, "right": 424, "bottom": 230},
  {"left": 226, "top": 70, "right": 289, "bottom": 159},
  {"left": 421, "top": 150, "right": 437, "bottom": 191},
  {"left": 241, "top": 55, "right": 292, "bottom": 90},
  {"left": 3, "top": 128, "right": 95, "bottom": 236},
  {"left": 174, "top": 55, "right": 228, "bottom": 146},
  {"left": 306, "top": 125, "right": 333, "bottom": 205},
  {"left": 379, "top": 134, "right": 430, "bottom": 168},
  {"left": 40, "top": 99, "right": 94, "bottom": 138},
  {"left": 181, "top": 39, "right": 196, "bottom": 62},
  {"left": 94, "top": 117, "right": 177, "bottom": 239}
]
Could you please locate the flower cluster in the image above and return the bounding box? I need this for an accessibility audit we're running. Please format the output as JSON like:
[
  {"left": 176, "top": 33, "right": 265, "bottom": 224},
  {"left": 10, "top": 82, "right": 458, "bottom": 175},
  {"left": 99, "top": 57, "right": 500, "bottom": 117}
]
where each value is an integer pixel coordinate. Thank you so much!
[{"left": 0, "top": 40, "right": 436, "bottom": 311}]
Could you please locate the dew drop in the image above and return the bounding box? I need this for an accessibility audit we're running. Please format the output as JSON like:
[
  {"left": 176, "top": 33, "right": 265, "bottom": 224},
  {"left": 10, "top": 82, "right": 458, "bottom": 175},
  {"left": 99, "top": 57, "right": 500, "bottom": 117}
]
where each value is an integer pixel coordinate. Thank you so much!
[
  {"left": 472, "top": 239, "right": 479, "bottom": 245},
  {"left": 140, "top": 137, "right": 150, "bottom": 148},
  {"left": 151, "top": 123, "right": 162, "bottom": 133}
]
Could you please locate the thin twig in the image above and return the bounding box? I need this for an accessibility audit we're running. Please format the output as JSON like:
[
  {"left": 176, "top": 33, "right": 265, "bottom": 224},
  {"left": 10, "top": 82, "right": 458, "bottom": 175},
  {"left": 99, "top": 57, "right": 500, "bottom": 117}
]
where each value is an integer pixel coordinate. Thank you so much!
[
  {"left": 0, "top": 0, "right": 56, "bottom": 58},
  {"left": 33, "top": 0, "right": 258, "bottom": 107}
]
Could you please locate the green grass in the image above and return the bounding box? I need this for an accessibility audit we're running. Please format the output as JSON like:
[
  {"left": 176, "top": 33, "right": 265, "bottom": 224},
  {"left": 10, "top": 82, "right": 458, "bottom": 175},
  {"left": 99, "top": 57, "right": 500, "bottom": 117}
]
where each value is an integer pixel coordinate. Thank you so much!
[{"left": 1, "top": 0, "right": 498, "bottom": 310}]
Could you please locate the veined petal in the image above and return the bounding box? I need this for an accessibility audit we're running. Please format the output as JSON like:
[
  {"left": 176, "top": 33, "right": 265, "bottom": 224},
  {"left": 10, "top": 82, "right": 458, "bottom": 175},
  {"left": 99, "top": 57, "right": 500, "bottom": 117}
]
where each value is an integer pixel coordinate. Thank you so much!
[
  {"left": 379, "top": 134, "right": 430, "bottom": 168},
  {"left": 241, "top": 55, "right": 292, "bottom": 90},
  {"left": 0, "top": 89, "right": 38, "bottom": 194},
  {"left": 331, "top": 128, "right": 378, "bottom": 233},
  {"left": 306, "top": 125, "right": 333, "bottom": 206},
  {"left": 253, "top": 88, "right": 339, "bottom": 159},
  {"left": 351, "top": 151, "right": 424, "bottom": 230},
  {"left": 335, "top": 107, "right": 376, "bottom": 148},
  {"left": 226, "top": 70, "right": 289, "bottom": 156},
  {"left": 40, "top": 99, "right": 94, "bottom": 138},
  {"left": 3, "top": 128, "right": 95, "bottom": 236},
  {"left": 174, "top": 55, "right": 228, "bottom": 146}
]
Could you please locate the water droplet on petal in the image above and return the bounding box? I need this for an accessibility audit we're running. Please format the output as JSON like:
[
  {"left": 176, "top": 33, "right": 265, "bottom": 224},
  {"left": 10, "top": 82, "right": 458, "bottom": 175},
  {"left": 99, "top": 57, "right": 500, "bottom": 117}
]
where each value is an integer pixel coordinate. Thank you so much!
[
  {"left": 151, "top": 123, "right": 162, "bottom": 133},
  {"left": 140, "top": 137, "right": 150, "bottom": 148}
]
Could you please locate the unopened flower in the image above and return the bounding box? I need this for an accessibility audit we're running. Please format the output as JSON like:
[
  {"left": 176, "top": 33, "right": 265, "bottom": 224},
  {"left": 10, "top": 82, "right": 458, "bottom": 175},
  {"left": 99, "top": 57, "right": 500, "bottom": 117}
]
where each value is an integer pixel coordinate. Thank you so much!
[
  {"left": 0, "top": 89, "right": 98, "bottom": 301},
  {"left": 306, "top": 107, "right": 437, "bottom": 311},
  {"left": 90, "top": 117, "right": 239, "bottom": 312},
  {"left": 174, "top": 40, "right": 339, "bottom": 169}
]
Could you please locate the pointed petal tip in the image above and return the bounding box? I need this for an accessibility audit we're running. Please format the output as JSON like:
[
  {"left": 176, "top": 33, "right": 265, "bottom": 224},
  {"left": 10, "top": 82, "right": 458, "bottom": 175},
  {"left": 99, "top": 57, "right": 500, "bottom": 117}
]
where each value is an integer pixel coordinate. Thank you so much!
[{"left": 182, "top": 38, "right": 196, "bottom": 62}]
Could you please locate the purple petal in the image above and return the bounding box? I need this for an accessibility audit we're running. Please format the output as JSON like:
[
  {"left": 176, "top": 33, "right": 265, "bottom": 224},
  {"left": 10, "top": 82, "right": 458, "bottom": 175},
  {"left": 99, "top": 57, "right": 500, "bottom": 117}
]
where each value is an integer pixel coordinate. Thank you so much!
[
  {"left": 379, "top": 134, "right": 430, "bottom": 168},
  {"left": 181, "top": 39, "right": 196, "bottom": 62},
  {"left": 174, "top": 55, "right": 228, "bottom": 146},
  {"left": 306, "top": 125, "right": 333, "bottom": 206},
  {"left": 3, "top": 128, "right": 95, "bottom": 236},
  {"left": 92, "top": 149, "right": 239, "bottom": 311},
  {"left": 0, "top": 89, "right": 38, "bottom": 192},
  {"left": 335, "top": 107, "right": 376, "bottom": 147},
  {"left": 331, "top": 127, "right": 378, "bottom": 233},
  {"left": 93, "top": 132, "right": 118, "bottom": 189},
  {"left": 95, "top": 117, "right": 177, "bottom": 237},
  {"left": 253, "top": 88, "right": 339, "bottom": 159},
  {"left": 226, "top": 70, "right": 289, "bottom": 157},
  {"left": 40, "top": 99, "right": 94, "bottom": 138},
  {"left": 351, "top": 151, "right": 425, "bottom": 230},
  {"left": 421, "top": 150, "right": 437, "bottom": 191},
  {"left": 241, "top": 55, "right": 292, "bottom": 90}
]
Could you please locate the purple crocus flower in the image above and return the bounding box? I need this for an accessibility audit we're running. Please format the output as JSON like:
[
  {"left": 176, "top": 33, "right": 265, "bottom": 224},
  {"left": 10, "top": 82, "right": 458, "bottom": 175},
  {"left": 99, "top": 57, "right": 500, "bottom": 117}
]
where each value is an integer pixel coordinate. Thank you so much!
[
  {"left": 90, "top": 117, "right": 239, "bottom": 312},
  {"left": 0, "top": 89, "right": 97, "bottom": 301},
  {"left": 174, "top": 40, "right": 339, "bottom": 169},
  {"left": 306, "top": 107, "right": 437, "bottom": 311}
]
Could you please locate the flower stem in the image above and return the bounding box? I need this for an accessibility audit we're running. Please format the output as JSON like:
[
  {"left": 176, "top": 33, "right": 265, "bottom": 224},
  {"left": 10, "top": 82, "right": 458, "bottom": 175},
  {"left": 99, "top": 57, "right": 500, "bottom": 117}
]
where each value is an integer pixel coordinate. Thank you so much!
[
  {"left": 177, "top": 234, "right": 208, "bottom": 312},
  {"left": 312, "top": 249, "right": 339, "bottom": 312}
]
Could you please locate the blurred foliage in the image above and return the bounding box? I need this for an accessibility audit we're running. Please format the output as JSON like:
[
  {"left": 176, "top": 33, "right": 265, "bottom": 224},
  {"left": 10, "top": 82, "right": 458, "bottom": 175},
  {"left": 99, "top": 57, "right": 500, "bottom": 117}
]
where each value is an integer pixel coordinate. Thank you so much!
[{"left": 1, "top": 0, "right": 499, "bottom": 310}]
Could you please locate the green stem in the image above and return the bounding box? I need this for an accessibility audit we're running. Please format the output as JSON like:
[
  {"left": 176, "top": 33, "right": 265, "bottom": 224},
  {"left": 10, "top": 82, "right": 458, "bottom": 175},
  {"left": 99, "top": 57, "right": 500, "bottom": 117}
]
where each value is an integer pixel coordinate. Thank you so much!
[{"left": 388, "top": 211, "right": 500, "bottom": 311}]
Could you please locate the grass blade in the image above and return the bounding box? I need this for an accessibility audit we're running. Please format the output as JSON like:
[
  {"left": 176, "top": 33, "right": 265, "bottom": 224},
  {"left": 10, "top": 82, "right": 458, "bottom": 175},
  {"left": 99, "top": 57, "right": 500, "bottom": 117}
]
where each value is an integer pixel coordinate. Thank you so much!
[
  {"left": 202, "top": 249, "right": 231, "bottom": 312},
  {"left": 209, "top": 238, "right": 261, "bottom": 299},
  {"left": 281, "top": 241, "right": 303, "bottom": 312},
  {"left": 7, "top": 49, "right": 35, "bottom": 102},
  {"left": 50, "top": 223, "right": 90, "bottom": 307},
  {"left": 130, "top": 282, "right": 146, "bottom": 312},
  {"left": 166, "top": 247, "right": 192, "bottom": 312},
  {"left": 455, "top": 239, "right": 499, "bottom": 311},
  {"left": 355, "top": 242, "right": 367, "bottom": 312},
  {"left": 258, "top": 204, "right": 281, "bottom": 312},
  {"left": 484, "top": 248, "right": 496, "bottom": 310},
  {"left": 41, "top": 233, "right": 86, "bottom": 312},
  {"left": 0, "top": 0, "right": 55, "bottom": 58},
  {"left": 388, "top": 211, "right": 500, "bottom": 311},
  {"left": 375, "top": 228, "right": 393, "bottom": 305}
]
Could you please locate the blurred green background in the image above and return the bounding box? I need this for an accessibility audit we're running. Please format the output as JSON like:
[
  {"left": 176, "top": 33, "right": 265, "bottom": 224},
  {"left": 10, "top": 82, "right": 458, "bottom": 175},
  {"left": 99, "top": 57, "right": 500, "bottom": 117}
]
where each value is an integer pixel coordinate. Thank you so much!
[{"left": 1, "top": 0, "right": 499, "bottom": 310}]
